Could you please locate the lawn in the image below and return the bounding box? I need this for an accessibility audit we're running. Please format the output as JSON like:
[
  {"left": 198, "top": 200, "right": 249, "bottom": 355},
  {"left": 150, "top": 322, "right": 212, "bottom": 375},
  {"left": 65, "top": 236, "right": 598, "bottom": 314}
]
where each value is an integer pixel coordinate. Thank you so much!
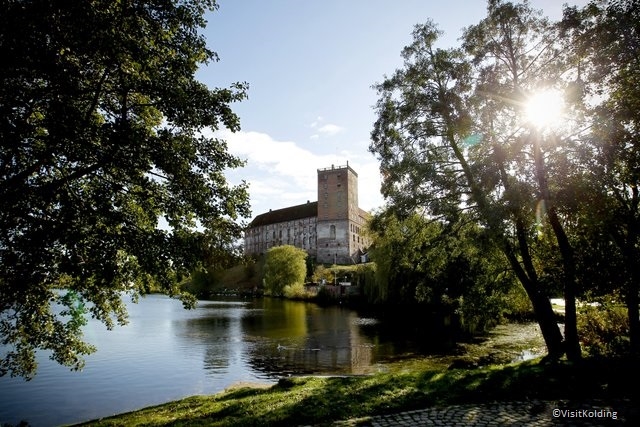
[{"left": 73, "top": 356, "right": 636, "bottom": 426}]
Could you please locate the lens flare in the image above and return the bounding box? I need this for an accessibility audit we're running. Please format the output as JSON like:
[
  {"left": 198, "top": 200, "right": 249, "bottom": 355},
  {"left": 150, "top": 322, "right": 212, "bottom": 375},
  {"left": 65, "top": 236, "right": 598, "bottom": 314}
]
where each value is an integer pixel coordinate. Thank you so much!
[{"left": 525, "top": 89, "right": 564, "bottom": 130}]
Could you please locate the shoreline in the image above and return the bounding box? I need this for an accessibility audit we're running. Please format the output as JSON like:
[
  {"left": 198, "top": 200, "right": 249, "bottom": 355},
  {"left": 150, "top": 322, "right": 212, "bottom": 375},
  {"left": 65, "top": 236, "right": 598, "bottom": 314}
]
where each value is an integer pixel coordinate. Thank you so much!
[{"left": 72, "top": 355, "right": 638, "bottom": 426}]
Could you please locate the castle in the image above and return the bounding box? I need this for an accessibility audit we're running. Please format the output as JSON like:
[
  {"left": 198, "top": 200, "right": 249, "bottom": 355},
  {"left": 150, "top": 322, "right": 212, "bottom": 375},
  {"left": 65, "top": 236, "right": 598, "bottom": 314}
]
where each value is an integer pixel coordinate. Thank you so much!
[{"left": 243, "top": 163, "right": 371, "bottom": 264}]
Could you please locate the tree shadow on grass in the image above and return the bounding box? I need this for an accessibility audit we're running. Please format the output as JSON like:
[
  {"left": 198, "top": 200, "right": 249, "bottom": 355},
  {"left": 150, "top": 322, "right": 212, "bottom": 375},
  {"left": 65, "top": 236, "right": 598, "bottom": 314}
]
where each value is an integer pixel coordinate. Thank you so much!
[{"left": 87, "top": 357, "right": 638, "bottom": 426}]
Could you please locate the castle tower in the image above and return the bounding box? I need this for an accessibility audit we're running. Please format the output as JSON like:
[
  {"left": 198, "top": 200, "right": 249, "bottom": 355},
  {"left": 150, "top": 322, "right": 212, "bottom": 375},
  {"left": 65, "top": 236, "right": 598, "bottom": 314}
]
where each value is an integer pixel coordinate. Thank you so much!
[{"left": 316, "top": 163, "right": 360, "bottom": 264}]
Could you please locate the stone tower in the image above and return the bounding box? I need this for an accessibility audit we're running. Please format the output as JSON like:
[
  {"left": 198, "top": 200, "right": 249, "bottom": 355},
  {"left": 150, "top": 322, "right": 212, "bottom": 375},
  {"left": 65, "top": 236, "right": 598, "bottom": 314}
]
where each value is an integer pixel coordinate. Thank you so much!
[{"left": 316, "top": 163, "right": 360, "bottom": 264}]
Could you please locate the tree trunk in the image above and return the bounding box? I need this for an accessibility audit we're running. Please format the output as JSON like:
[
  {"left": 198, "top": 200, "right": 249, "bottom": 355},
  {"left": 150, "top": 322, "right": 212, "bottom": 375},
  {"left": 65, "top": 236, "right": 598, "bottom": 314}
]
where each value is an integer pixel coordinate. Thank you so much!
[
  {"left": 547, "top": 206, "right": 581, "bottom": 361},
  {"left": 494, "top": 139, "right": 566, "bottom": 359},
  {"left": 442, "top": 97, "right": 566, "bottom": 359},
  {"left": 533, "top": 134, "right": 581, "bottom": 361},
  {"left": 502, "top": 240, "right": 565, "bottom": 358}
]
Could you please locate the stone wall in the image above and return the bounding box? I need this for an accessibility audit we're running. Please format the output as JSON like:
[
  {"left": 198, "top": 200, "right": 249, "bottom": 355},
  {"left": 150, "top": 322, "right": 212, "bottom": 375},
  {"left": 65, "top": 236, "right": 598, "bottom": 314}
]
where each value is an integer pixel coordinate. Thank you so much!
[{"left": 244, "top": 215, "right": 317, "bottom": 257}]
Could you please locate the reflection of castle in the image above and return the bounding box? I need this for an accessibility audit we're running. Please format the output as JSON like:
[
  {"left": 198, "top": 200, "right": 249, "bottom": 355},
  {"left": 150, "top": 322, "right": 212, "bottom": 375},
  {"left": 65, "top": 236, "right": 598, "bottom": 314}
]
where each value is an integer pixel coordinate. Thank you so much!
[
  {"left": 243, "top": 163, "right": 371, "bottom": 264},
  {"left": 242, "top": 300, "right": 374, "bottom": 376}
]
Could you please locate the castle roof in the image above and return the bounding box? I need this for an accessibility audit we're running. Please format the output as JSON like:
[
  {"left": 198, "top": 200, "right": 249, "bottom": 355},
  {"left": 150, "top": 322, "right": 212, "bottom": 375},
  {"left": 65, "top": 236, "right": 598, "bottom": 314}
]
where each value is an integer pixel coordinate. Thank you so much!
[{"left": 248, "top": 201, "right": 318, "bottom": 228}]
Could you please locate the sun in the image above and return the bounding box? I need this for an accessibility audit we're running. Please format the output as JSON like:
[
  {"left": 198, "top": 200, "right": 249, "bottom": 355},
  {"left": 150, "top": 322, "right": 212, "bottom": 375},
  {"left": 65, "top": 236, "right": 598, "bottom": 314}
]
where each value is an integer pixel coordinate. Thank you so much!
[{"left": 524, "top": 89, "right": 565, "bottom": 130}]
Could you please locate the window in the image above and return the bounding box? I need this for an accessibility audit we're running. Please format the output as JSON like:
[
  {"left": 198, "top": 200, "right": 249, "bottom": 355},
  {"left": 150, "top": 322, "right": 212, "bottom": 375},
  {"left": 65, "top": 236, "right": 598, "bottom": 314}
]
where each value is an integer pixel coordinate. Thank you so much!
[{"left": 330, "top": 225, "right": 336, "bottom": 239}]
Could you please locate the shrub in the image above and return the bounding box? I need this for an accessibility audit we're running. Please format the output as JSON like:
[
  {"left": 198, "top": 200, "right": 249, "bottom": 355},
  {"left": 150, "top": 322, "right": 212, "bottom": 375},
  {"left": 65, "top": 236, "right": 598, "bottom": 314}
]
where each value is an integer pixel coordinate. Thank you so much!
[
  {"left": 312, "top": 265, "right": 334, "bottom": 284},
  {"left": 283, "top": 283, "right": 308, "bottom": 299},
  {"left": 501, "top": 283, "right": 534, "bottom": 321},
  {"left": 577, "top": 303, "right": 630, "bottom": 357}
]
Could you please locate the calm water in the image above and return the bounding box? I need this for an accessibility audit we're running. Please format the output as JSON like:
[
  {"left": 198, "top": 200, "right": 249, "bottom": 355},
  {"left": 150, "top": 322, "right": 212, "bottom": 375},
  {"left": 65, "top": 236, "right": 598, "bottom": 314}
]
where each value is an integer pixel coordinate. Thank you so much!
[{"left": 0, "top": 295, "right": 449, "bottom": 427}]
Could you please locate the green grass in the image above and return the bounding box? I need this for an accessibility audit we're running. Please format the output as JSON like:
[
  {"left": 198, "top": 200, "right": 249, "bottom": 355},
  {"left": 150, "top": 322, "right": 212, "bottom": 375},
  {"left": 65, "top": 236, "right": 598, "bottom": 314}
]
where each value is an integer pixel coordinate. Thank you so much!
[{"left": 72, "top": 356, "right": 636, "bottom": 426}]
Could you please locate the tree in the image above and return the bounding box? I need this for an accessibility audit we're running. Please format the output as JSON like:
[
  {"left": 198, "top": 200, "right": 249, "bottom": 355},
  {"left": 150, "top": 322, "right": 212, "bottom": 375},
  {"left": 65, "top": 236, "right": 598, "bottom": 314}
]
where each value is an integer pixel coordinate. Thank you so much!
[
  {"left": 0, "top": 0, "right": 250, "bottom": 378},
  {"left": 263, "top": 245, "right": 308, "bottom": 297},
  {"left": 368, "top": 209, "right": 517, "bottom": 332},
  {"left": 561, "top": 0, "right": 640, "bottom": 354},
  {"left": 370, "top": 6, "right": 576, "bottom": 359},
  {"left": 462, "top": 0, "right": 584, "bottom": 360}
]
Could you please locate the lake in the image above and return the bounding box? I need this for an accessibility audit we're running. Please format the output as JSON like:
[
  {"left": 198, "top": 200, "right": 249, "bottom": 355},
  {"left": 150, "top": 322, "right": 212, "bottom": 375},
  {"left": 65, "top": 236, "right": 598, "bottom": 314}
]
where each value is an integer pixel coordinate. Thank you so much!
[{"left": 0, "top": 294, "right": 458, "bottom": 427}]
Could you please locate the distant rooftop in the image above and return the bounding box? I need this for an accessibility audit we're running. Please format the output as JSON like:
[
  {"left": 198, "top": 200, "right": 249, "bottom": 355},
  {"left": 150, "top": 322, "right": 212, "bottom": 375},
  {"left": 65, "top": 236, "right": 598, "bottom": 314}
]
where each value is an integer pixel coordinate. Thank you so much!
[{"left": 248, "top": 201, "right": 318, "bottom": 228}]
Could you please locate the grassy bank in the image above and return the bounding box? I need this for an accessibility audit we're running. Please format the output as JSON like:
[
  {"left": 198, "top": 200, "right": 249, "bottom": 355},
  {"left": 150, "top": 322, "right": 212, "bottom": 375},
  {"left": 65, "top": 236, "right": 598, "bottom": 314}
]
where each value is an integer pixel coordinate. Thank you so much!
[{"left": 75, "top": 357, "right": 636, "bottom": 426}]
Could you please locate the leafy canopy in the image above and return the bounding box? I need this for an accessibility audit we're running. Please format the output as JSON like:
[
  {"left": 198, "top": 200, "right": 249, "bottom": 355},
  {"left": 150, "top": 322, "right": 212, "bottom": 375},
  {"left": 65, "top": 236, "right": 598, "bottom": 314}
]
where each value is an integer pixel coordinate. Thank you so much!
[
  {"left": 369, "top": 1, "right": 583, "bottom": 359},
  {"left": 369, "top": 0, "right": 640, "bottom": 357},
  {"left": 263, "top": 245, "right": 308, "bottom": 297},
  {"left": 0, "top": 0, "right": 250, "bottom": 378}
]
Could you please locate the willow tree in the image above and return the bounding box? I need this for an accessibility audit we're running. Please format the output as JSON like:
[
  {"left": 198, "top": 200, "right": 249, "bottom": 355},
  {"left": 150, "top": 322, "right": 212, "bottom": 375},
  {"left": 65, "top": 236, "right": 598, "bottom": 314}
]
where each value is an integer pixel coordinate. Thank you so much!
[
  {"left": 561, "top": 0, "right": 640, "bottom": 354},
  {"left": 368, "top": 209, "right": 516, "bottom": 332},
  {"left": 370, "top": 2, "right": 585, "bottom": 359},
  {"left": 0, "top": 0, "right": 250, "bottom": 378}
]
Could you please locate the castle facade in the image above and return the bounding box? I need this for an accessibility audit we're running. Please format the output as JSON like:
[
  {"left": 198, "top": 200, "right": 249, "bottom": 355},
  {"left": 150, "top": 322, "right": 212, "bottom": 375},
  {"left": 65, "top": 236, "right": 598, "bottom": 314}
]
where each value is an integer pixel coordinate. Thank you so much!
[{"left": 243, "top": 163, "right": 370, "bottom": 264}]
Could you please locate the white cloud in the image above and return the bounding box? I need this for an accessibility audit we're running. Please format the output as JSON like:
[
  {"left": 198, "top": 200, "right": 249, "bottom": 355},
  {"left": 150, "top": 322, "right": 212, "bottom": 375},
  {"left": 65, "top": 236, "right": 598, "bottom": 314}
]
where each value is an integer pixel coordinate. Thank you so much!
[
  {"left": 317, "top": 123, "right": 344, "bottom": 136},
  {"left": 309, "top": 116, "right": 344, "bottom": 138},
  {"left": 208, "top": 129, "right": 383, "bottom": 219}
]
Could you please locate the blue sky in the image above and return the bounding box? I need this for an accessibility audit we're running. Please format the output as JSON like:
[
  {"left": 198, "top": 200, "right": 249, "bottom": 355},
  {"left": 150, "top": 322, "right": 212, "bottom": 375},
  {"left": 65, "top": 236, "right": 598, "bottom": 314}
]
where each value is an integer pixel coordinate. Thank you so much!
[{"left": 197, "top": 0, "right": 588, "bottom": 222}]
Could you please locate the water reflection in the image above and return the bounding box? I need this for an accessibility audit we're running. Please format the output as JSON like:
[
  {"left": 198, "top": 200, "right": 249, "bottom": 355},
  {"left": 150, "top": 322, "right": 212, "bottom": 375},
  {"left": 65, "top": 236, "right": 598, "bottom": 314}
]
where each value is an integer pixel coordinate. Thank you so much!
[
  {"left": 171, "top": 300, "right": 250, "bottom": 379},
  {"left": 242, "top": 299, "right": 375, "bottom": 376},
  {"left": 0, "top": 295, "right": 460, "bottom": 427}
]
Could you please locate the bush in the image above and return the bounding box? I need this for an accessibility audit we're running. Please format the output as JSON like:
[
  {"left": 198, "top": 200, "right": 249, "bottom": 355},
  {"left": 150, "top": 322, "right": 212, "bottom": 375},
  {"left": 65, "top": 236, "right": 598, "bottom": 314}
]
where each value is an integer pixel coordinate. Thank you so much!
[
  {"left": 283, "top": 283, "right": 308, "bottom": 299},
  {"left": 263, "top": 245, "right": 308, "bottom": 297},
  {"left": 501, "top": 283, "right": 534, "bottom": 320},
  {"left": 577, "top": 303, "right": 630, "bottom": 357},
  {"left": 312, "top": 265, "right": 334, "bottom": 284}
]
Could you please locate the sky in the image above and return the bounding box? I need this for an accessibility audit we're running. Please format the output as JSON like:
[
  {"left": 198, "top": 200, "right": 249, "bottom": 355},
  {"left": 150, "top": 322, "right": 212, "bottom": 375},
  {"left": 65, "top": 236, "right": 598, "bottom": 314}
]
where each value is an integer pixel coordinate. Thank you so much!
[{"left": 197, "top": 0, "right": 589, "bottom": 223}]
